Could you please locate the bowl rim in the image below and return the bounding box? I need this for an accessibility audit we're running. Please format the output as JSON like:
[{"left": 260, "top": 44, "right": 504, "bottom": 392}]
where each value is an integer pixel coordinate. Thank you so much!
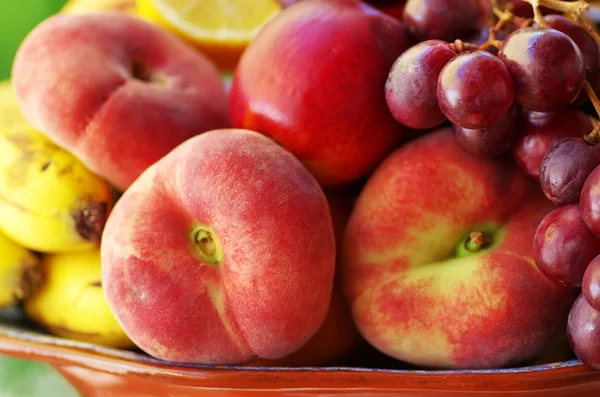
[{"left": 0, "top": 324, "right": 599, "bottom": 393}]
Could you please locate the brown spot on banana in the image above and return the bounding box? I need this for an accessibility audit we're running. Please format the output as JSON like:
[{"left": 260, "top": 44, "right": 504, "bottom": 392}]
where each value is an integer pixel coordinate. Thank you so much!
[{"left": 73, "top": 202, "right": 109, "bottom": 243}]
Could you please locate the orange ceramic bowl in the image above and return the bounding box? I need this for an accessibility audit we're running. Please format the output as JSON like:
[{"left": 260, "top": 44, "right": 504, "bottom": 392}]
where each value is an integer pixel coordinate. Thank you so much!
[{"left": 0, "top": 314, "right": 599, "bottom": 397}]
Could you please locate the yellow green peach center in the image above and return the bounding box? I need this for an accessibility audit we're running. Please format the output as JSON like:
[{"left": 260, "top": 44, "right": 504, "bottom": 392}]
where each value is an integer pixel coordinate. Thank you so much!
[
  {"left": 454, "top": 225, "right": 500, "bottom": 258},
  {"left": 190, "top": 225, "right": 222, "bottom": 265}
]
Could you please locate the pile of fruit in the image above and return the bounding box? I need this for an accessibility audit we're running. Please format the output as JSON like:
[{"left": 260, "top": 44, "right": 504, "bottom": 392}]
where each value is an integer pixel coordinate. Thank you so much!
[{"left": 2, "top": 0, "right": 600, "bottom": 372}]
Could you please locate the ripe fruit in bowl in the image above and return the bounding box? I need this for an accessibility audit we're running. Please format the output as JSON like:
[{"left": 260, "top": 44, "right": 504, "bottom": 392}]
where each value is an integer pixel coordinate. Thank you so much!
[
  {"left": 0, "top": 123, "right": 113, "bottom": 253},
  {"left": 512, "top": 109, "right": 593, "bottom": 179},
  {"left": 24, "top": 250, "right": 135, "bottom": 349},
  {"left": 12, "top": 12, "right": 230, "bottom": 191},
  {"left": 102, "top": 129, "right": 336, "bottom": 364},
  {"left": 342, "top": 128, "right": 578, "bottom": 369},
  {"left": 533, "top": 204, "right": 600, "bottom": 288},
  {"left": 229, "top": 0, "right": 411, "bottom": 187},
  {"left": 249, "top": 188, "right": 363, "bottom": 367},
  {"left": 498, "top": 27, "right": 585, "bottom": 112}
]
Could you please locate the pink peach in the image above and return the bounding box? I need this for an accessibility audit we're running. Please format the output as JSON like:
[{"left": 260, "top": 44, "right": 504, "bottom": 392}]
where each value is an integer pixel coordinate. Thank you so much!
[
  {"left": 12, "top": 12, "right": 230, "bottom": 191},
  {"left": 102, "top": 129, "right": 336, "bottom": 364}
]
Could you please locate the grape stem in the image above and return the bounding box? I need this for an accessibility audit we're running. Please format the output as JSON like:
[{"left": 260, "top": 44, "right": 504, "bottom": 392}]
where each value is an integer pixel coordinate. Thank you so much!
[
  {"left": 522, "top": 0, "right": 589, "bottom": 27},
  {"left": 479, "top": 8, "right": 514, "bottom": 50},
  {"left": 584, "top": 123, "right": 600, "bottom": 145},
  {"left": 578, "top": 15, "right": 600, "bottom": 45},
  {"left": 584, "top": 81, "right": 600, "bottom": 145},
  {"left": 448, "top": 40, "right": 480, "bottom": 53}
]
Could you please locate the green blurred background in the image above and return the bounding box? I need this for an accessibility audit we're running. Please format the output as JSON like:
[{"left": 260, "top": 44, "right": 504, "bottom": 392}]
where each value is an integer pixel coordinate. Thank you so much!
[
  {"left": 0, "top": 1, "right": 81, "bottom": 395},
  {"left": 0, "top": 0, "right": 67, "bottom": 79}
]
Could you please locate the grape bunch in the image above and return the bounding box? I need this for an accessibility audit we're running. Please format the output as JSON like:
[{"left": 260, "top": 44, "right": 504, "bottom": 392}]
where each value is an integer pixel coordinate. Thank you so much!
[{"left": 384, "top": 0, "right": 600, "bottom": 369}]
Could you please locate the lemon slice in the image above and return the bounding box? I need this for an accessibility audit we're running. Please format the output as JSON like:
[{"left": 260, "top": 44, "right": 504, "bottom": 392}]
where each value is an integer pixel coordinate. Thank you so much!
[{"left": 137, "top": 0, "right": 281, "bottom": 69}]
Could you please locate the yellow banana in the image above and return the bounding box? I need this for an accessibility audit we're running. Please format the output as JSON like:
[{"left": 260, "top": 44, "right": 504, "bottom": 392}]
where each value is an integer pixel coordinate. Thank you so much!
[
  {"left": 0, "top": 80, "right": 28, "bottom": 130},
  {"left": 0, "top": 123, "right": 113, "bottom": 253},
  {"left": 0, "top": 232, "right": 41, "bottom": 309},
  {"left": 61, "top": 0, "right": 137, "bottom": 14},
  {"left": 24, "top": 250, "right": 135, "bottom": 349},
  {"left": 0, "top": 81, "right": 113, "bottom": 253}
]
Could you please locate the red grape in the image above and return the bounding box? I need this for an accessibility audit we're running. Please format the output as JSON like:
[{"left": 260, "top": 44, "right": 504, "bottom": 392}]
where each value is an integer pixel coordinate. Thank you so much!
[
  {"left": 534, "top": 204, "right": 600, "bottom": 288},
  {"left": 539, "top": 137, "right": 600, "bottom": 206},
  {"left": 385, "top": 40, "right": 456, "bottom": 129},
  {"left": 581, "top": 165, "right": 600, "bottom": 237},
  {"left": 512, "top": 109, "right": 593, "bottom": 179},
  {"left": 568, "top": 293, "right": 600, "bottom": 369},
  {"left": 454, "top": 104, "right": 519, "bottom": 156},
  {"left": 544, "top": 15, "right": 600, "bottom": 104},
  {"left": 511, "top": 0, "right": 557, "bottom": 18},
  {"left": 437, "top": 50, "right": 514, "bottom": 129},
  {"left": 498, "top": 28, "right": 585, "bottom": 112},
  {"left": 402, "top": 0, "right": 480, "bottom": 42},
  {"left": 583, "top": 255, "right": 600, "bottom": 312}
]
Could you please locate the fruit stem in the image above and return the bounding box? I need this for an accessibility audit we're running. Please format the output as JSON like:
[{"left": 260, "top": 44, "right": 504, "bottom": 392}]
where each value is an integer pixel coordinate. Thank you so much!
[
  {"left": 464, "top": 231, "right": 493, "bottom": 253},
  {"left": 537, "top": 0, "right": 589, "bottom": 15},
  {"left": 479, "top": 7, "right": 515, "bottom": 50},
  {"left": 196, "top": 230, "right": 217, "bottom": 257},
  {"left": 190, "top": 225, "right": 222, "bottom": 266},
  {"left": 525, "top": 0, "right": 549, "bottom": 27},
  {"left": 585, "top": 80, "right": 600, "bottom": 118},
  {"left": 578, "top": 15, "right": 600, "bottom": 45},
  {"left": 448, "top": 40, "right": 480, "bottom": 53},
  {"left": 584, "top": 122, "right": 600, "bottom": 145}
]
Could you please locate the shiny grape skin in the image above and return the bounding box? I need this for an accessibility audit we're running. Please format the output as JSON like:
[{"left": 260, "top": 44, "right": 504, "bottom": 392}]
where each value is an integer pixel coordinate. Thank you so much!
[
  {"left": 437, "top": 50, "right": 514, "bottom": 129},
  {"left": 545, "top": 15, "right": 600, "bottom": 104},
  {"left": 385, "top": 40, "right": 456, "bottom": 129},
  {"left": 533, "top": 204, "right": 600, "bottom": 288},
  {"left": 498, "top": 28, "right": 585, "bottom": 112},
  {"left": 512, "top": 109, "right": 593, "bottom": 179},
  {"left": 568, "top": 293, "right": 600, "bottom": 369},
  {"left": 581, "top": 165, "right": 600, "bottom": 238},
  {"left": 583, "top": 256, "right": 600, "bottom": 312},
  {"left": 539, "top": 137, "right": 600, "bottom": 206},
  {"left": 454, "top": 104, "right": 519, "bottom": 157},
  {"left": 402, "top": 0, "right": 480, "bottom": 42}
]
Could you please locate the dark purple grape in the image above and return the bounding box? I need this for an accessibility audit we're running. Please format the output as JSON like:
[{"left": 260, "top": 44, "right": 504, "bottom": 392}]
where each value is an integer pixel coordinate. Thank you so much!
[
  {"left": 402, "top": 0, "right": 480, "bottom": 42},
  {"left": 581, "top": 165, "right": 600, "bottom": 237},
  {"left": 583, "top": 255, "right": 600, "bottom": 312},
  {"left": 498, "top": 28, "right": 585, "bottom": 112},
  {"left": 534, "top": 204, "right": 600, "bottom": 288},
  {"left": 454, "top": 104, "right": 519, "bottom": 156},
  {"left": 512, "top": 109, "right": 593, "bottom": 179},
  {"left": 385, "top": 40, "right": 456, "bottom": 129},
  {"left": 437, "top": 50, "right": 514, "bottom": 129},
  {"left": 511, "top": 0, "right": 557, "bottom": 18},
  {"left": 544, "top": 15, "right": 600, "bottom": 105},
  {"left": 539, "top": 137, "right": 600, "bottom": 206},
  {"left": 568, "top": 293, "right": 600, "bottom": 369}
]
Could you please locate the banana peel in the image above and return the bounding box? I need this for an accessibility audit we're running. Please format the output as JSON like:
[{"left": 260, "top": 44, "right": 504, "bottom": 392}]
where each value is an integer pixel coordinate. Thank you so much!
[
  {"left": 0, "top": 80, "right": 28, "bottom": 131},
  {"left": 0, "top": 232, "right": 41, "bottom": 309},
  {"left": 0, "top": 123, "right": 113, "bottom": 253},
  {"left": 24, "top": 250, "right": 135, "bottom": 349}
]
